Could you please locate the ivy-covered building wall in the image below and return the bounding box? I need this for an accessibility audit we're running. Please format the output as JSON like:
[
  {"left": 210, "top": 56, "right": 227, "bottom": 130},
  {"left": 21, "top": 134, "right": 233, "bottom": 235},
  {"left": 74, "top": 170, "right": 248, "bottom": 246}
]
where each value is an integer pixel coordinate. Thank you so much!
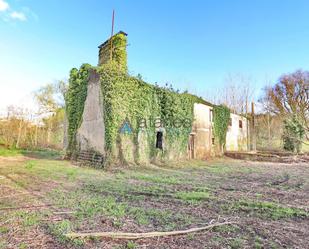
[
  {"left": 65, "top": 31, "right": 249, "bottom": 167},
  {"left": 98, "top": 31, "right": 127, "bottom": 71}
]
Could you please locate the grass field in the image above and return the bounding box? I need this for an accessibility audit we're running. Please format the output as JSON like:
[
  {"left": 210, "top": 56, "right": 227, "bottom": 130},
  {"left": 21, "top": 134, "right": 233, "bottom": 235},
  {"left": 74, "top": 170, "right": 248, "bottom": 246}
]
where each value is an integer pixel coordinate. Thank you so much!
[{"left": 0, "top": 150, "right": 308, "bottom": 248}]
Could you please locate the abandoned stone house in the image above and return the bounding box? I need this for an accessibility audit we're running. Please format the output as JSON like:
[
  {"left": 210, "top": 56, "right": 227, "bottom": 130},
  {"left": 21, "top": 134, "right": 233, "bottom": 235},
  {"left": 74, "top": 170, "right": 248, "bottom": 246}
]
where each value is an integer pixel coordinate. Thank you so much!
[{"left": 65, "top": 31, "right": 249, "bottom": 166}]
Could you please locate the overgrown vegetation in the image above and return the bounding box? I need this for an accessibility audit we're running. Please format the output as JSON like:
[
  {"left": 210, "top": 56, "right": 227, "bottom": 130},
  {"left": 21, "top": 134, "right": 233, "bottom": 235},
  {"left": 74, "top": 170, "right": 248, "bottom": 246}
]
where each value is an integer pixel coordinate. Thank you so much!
[
  {"left": 110, "top": 33, "right": 128, "bottom": 72},
  {"left": 66, "top": 61, "right": 208, "bottom": 163},
  {"left": 282, "top": 115, "right": 305, "bottom": 153},
  {"left": 213, "top": 105, "right": 231, "bottom": 153},
  {"left": 65, "top": 64, "right": 91, "bottom": 155},
  {"left": 99, "top": 63, "right": 208, "bottom": 163},
  {"left": 260, "top": 70, "right": 309, "bottom": 151}
]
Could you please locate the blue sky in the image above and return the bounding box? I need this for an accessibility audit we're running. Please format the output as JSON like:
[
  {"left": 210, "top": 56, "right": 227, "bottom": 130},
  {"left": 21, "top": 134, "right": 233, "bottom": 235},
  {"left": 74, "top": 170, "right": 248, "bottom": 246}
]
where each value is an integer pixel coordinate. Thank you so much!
[{"left": 0, "top": 0, "right": 309, "bottom": 111}]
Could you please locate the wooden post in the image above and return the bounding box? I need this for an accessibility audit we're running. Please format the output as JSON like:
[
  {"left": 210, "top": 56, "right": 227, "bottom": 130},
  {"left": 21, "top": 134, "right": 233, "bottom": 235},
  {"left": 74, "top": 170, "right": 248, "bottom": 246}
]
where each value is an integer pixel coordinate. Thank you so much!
[
  {"left": 267, "top": 111, "right": 271, "bottom": 149},
  {"left": 246, "top": 99, "right": 250, "bottom": 151},
  {"left": 251, "top": 102, "right": 256, "bottom": 151}
]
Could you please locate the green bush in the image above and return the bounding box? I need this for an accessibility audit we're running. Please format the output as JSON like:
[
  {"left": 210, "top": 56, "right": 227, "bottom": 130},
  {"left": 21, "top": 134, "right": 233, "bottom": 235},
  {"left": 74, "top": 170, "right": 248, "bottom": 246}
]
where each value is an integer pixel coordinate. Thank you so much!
[{"left": 282, "top": 116, "right": 305, "bottom": 153}]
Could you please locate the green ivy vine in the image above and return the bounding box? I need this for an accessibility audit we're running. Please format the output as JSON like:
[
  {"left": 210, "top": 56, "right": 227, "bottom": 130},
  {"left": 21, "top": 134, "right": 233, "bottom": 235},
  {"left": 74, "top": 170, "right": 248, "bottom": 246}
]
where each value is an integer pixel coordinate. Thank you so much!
[
  {"left": 66, "top": 61, "right": 209, "bottom": 162},
  {"left": 213, "top": 105, "right": 231, "bottom": 152},
  {"left": 65, "top": 63, "right": 92, "bottom": 155},
  {"left": 110, "top": 33, "right": 127, "bottom": 72}
]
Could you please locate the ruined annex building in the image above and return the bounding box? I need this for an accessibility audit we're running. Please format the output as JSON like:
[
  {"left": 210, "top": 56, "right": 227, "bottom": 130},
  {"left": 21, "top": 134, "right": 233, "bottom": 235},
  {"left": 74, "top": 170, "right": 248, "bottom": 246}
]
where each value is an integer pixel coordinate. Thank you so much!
[{"left": 65, "top": 31, "right": 249, "bottom": 166}]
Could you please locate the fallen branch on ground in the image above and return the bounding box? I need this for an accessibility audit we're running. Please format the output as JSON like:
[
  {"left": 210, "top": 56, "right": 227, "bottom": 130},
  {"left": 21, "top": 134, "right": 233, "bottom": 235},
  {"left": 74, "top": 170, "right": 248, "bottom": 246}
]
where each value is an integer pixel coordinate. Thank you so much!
[
  {"left": 53, "top": 211, "right": 76, "bottom": 215},
  {"left": 271, "top": 174, "right": 289, "bottom": 185},
  {"left": 65, "top": 221, "right": 236, "bottom": 240}
]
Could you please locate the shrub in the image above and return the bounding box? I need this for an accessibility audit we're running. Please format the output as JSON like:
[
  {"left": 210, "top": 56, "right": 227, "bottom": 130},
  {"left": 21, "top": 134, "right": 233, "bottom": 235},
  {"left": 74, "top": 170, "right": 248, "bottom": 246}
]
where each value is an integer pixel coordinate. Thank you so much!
[{"left": 282, "top": 116, "right": 305, "bottom": 153}]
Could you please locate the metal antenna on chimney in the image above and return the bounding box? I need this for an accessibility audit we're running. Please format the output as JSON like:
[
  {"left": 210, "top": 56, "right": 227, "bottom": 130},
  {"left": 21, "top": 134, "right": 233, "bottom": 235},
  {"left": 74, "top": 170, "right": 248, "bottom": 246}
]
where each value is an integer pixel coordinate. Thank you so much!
[{"left": 110, "top": 9, "right": 115, "bottom": 61}]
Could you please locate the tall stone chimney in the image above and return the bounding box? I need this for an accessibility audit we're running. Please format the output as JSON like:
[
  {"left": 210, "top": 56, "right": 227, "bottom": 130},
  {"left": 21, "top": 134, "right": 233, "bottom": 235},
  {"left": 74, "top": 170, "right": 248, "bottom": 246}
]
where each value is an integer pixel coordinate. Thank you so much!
[{"left": 98, "top": 31, "right": 128, "bottom": 71}]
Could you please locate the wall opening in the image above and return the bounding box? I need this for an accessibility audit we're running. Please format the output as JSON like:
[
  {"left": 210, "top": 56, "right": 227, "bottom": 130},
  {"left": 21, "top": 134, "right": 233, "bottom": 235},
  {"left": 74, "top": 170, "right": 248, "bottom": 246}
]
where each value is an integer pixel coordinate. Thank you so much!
[
  {"left": 156, "top": 131, "right": 163, "bottom": 149},
  {"left": 239, "top": 120, "right": 243, "bottom": 129}
]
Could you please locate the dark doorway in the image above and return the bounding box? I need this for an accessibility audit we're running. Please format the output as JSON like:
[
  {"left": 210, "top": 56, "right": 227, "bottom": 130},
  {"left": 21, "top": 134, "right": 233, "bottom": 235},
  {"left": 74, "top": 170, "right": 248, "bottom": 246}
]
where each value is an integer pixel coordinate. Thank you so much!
[{"left": 156, "top": 131, "right": 163, "bottom": 149}]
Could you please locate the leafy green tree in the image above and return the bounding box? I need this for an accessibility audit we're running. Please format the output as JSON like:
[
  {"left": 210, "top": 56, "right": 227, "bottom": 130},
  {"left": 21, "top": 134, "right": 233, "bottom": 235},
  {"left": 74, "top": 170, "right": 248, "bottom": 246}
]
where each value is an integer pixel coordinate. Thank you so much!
[
  {"left": 34, "top": 80, "right": 67, "bottom": 114},
  {"left": 34, "top": 80, "right": 68, "bottom": 147}
]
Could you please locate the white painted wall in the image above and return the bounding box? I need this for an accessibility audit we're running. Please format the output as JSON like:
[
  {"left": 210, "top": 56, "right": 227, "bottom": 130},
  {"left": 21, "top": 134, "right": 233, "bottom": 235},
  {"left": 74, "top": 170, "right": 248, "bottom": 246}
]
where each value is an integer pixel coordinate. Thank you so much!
[
  {"left": 193, "top": 103, "right": 212, "bottom": 129},
  {"left": 192, "top": 104, "right": 249, "bottom": 155},
  {"left": 192, "top": 103, "right": 213, "bottom": 158},
  {"left": 226, "top": 113, "right": 248, "bottom": 151}
]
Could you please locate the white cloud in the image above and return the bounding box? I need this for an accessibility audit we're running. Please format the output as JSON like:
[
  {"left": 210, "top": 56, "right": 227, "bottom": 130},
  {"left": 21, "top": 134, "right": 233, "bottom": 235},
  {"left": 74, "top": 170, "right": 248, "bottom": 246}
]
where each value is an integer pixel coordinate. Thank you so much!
[
  {"left": 0, "top": 1, "right": 34, "bottom": 23},
  {"left": 0, "top": 0, "right": 9, "bottom": 11},
  {"left": 10, "top": 11, "right": 26, "bottom": 21}
]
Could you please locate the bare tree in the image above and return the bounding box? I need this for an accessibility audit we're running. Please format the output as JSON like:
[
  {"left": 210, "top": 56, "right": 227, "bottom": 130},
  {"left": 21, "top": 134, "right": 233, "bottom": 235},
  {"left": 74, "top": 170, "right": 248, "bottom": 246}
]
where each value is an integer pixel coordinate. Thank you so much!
[
  {"left": 261, "top": 70, "right": 309, "bottom": 139},
  {"left": 255, "top": 113, "right": 283, "bottom": 150},
  {"left": 0, "top": 106, "right": 29, "bottom": 148},
  {"left": 206, "top": 73, "right": 254, "bottom": 114}
]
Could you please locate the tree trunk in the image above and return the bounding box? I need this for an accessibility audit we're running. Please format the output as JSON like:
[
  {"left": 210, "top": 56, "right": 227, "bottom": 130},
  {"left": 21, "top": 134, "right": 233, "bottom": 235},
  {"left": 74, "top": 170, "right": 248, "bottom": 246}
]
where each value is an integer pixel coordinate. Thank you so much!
[
  {"left": 47, "top": 121, "right": 53, "bottom": 147},
  {"left": 267, "top": 112, "right": 271, "bottom": 149},
  {"left": 35, "top": 125, "right": 38, "bottom": 148},
  {"left": 16, "top": 119, "right": 23, "bottom": 149}
]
